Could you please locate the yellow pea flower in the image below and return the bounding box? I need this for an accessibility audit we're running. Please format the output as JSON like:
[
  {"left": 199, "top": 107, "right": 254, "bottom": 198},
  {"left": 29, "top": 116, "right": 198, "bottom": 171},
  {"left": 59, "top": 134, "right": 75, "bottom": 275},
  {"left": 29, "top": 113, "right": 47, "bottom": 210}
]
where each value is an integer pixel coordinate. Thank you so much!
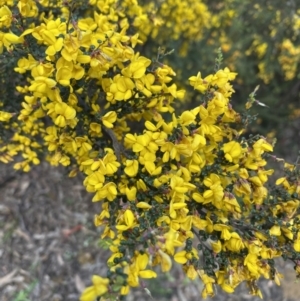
[
  {"left": 77, "top": 54, "right": 91, "bottom": 64},
  {"left": 293, "top": 233, "right": 300, "bottom": 252},
  {"left": 101, "top": 111, "right": 117, "bottom": 128},
  {"left": 179, "top": 110, "right": 196, "bottom": 126},
  {"left": 158, "top": 250, "right": 172, "bottom": 272},
  {"left": 93, "top": 182, "right": 118, "bottom": 202},
  {"left": 198, "top": 270, "right": 215, "bottom": 298},
  {"left": 189, "top": 72, "right": 208, "bottom": 93},
  {"left": 192, "top": 216, "right": 207, "bottom": 229},
  {"left": 61, "top": 35, "right": 80, "bottom": 61},
  {"left": 80, "top": 275, "right": 109, "bottom": 301},
  {"left": 275, "top": 177, "right": 287, "bottom": 186},
  {"left": 0, "top": 5, "right": 12, "bottom": 28},
  {"left": 269, "top": 225, "right": 281, "bottom": 236},
  {"left": 124, "top": 159, "right": 139, "bottom": 177},
  {"left": 244, "top": 254, "right": 259, "bottom": 276},
  {"left": 138, "top": 270, "right": 157, "bottom": 278},
  {"left": 174, "top": 250, "right": 188, "bottom": 264},
  {"left": 4, "top": 32, "right": 23, "bottom": 44},
  {"left": 225, "top": 232, "right": 245, "bottom": 252},
  {"left": 54, "top": 102, "right": 76, "bottom": 127},
  {"left": 221, "top": 282, "right": 235, "bottom": 293},
  {"left": 109, "top": 75, "right": 135, "bottom": 101},
  {"left": 0, "top": 110, "right": 12, "bottom": 121},
  {"left": 252, "top": 138, "right": 273, "bottom": 156},
  {"left": 122, "top": 56, "right": 151, "bottom": 79},
  {"left": 192, "top": 192, "right": 204, "bottom": 203},
  {"left": 185, "top": 265, "right": 198, "bottom": 280},
  {"left": 56, "top": 66, "right": 72, "bottom": 86},
  {"left": 29, "top": 76, "right": 56, "bottom": 94},
  {"left": 116, "top": 209, "right": 135, "bottom": 231},
  {"left": 125, "top": 186, "right": 137, "bottom": 201},
  {"left": 40, "top": 29, "right": 61, "bottom": 47},
  {"left": 144, "top": 160, "right": 162, "bottom": 176},
  {"left": 145, "top": 120, "right": 158, "bottom": 131},
  {"left": 260, "top": 245, "right": 281, "bottom": 259},
  {"left": 174, "top": 248, "right": 198, "bottom": 264},
  {"left": 214, "top": 224, "right": 232, "bottom": 240},
  {"left": 45, "top": 37, "right": 63, "bottom": 56},
  {"left": 223, "top": 141, "right": 243, "bottom": 162},
  {"left": 211, "top": 240, "right": 222, "bottom": 253},
  {"left": 136, "top": 202, "right": 152, "bottom": 209}
]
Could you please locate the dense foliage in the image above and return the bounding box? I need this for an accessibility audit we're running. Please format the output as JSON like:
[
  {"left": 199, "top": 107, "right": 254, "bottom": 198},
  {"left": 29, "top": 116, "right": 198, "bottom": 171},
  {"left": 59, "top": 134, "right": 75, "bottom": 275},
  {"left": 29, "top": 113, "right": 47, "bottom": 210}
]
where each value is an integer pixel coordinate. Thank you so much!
[
  {"left": 0, "top": 1, "right": 299, "bottom": 301},
  {"left": 137, "top": 0, "right": 300, "bottom": 156}
]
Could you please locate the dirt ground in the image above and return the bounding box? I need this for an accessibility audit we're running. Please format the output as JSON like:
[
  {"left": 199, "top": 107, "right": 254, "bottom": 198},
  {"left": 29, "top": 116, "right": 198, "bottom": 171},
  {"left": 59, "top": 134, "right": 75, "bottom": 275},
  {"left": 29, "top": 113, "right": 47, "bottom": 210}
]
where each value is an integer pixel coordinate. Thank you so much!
[{"left": 0, "top": 163, "right": 300, "bottom": 301}]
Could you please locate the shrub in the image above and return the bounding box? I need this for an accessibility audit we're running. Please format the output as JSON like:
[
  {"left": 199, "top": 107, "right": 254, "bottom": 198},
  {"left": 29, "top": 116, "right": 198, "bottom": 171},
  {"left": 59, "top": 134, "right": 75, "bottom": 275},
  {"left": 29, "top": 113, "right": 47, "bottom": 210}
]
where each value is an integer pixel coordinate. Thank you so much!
[{"left": 0, "top": 1, "right": 299, "bottom": 301}]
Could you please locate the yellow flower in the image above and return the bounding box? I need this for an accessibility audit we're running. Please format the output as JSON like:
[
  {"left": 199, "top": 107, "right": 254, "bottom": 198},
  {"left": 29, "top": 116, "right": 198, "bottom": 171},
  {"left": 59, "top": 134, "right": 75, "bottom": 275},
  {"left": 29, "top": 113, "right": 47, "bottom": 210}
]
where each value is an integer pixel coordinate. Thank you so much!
[
  {"left": 80, "top": 275, "right": 109, "bottom": 301},
  {"left": 61, "top": 35, "right": 80, "bottom": 61},
  {"left": 223, "top": 192, "right": 241, "bottom": 213},
  {"left": 260, "top": 245, "right": 281, "bottom": 259},
  {"left": 93, "top": 182, "right": 118, "bottom": 202},
  {"left": 203, "top": 184, "right": 224, "bottom": 209},
  {"left": 0, "top": 5, "right": 12, "bottom": 28},
  {"left": 101, "top": 111, "right": 117, "bottom": 128},
  {"left": 17, "top": 0, "right": 38, "bottom": 17},
  {"left": 125, "top": 186, "right": 137, "bottom": 201},
  {"left": 192, "top": 216, "right": 208, "bottom": 229},
  {"left": 225, "top": 232, "right": 245, "bottom": 252},
  {"left": 198, "top": 270, "right": 215, "bottom": 298},
  {"left": 214, "top": 224, "right": 232, "bottom": 240},
  {"left": 223, "top": 141, "right": 243, "bottom": 163},
  {"left": 158, "top": 250, "right": 172, "bottom": 272},
  {"left": 145, "top": 120, "right": 159, "bottom": 132},
  {"left": 109, "top": 75, "right": 135, "bottom": 102},
  {"left": 2, "top": 32, "right": 24, "bottom": 50},
  {"left": 122, "top": 56, "right": 151, "bottom": 79},
  {"left": 54, "top": 102, "right": 76, "bottom": 127},
  {"left": 55, "top": 65, "right": 72, "bottom": 86},
  {"left": 252, "top": 138, "right": 273, "bottom": 156},
  {"left": 168, "top": 83, "right": 186, "bottom": 99},
  {"left": 244, "top": 254, "right": 259, "bottom": 276},
  {"left": 0, "top": 110, "right": 12, "bottom": 122},
  {"left": 269, "top": 225, "right": 281, "bottom": 236},
  {"left": 138, "top": 269, "right": 157, "bottom": 278},
  {"left": 126, "top": 253, "right": 157, "bottom": 287},
  {"left": 174, "top": 248, "right": 198, "bottom": 264},
  {"left": 169, "top": 200, "right": 187, "bottom": 219},
  {"left": 185, "top": 265, "right": 198, "bottom": 280},
  {"left": 46, "top": 36, "right": 63, "bottom": 57},
  {"left": 144, "top": 160, "right": 162, "bottom": 176},
  {"left": 163, "top": 228, "right": 183, "bottom": 255},
  {"left": 221, "top": 282, "right": 235, "bottom": 294},
  {"left": 29, "top": 76, "right": 56, "bottom": 94},
  {"left": 189, "top": 72, "right": 208, "bottom": 93},
  {"left": 293, "top": 233, "right": 300, "bottom": 252},
  {"left": 116, "top": 209, "right": 135, "bottom": 231},
  {"left": 130, "top": 33, "right": 142, "bottom": 48},
  {"left": 136, "top": 202, "right": 152, "bottom": 209},
  {"left": 179, "top": 111, "right": 196, "bottom": 126},
  {"left": 192, "top": 192, "right": 204, "bottom": 203},
  {"left": 125, "top": 133, "right": 151, "bottom": 153},
  {"left": 124, "top": 159, "right": 139, "bottom": 177}
]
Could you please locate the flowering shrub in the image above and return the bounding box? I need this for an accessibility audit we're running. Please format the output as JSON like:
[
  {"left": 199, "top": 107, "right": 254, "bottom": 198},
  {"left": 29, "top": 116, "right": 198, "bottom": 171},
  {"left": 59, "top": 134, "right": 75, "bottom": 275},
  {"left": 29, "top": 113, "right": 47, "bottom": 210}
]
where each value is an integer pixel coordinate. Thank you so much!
[
  {"left": 0, "top": 1, "right": 300, "bottom": 301},
  {"left": 162, "top": 0, "right": 300, "bottom": 156}
]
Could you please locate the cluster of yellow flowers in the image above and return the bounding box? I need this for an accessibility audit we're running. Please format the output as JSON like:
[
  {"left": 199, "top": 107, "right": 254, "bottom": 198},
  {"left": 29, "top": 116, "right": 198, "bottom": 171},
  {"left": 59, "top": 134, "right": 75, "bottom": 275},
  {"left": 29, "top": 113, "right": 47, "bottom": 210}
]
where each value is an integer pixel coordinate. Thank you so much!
[
  {"left": 278, "top": 38, "right": 300, "bottom": 81},
  {"left": 0, "top": 1, "right": 300, "bottom": 301}
]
